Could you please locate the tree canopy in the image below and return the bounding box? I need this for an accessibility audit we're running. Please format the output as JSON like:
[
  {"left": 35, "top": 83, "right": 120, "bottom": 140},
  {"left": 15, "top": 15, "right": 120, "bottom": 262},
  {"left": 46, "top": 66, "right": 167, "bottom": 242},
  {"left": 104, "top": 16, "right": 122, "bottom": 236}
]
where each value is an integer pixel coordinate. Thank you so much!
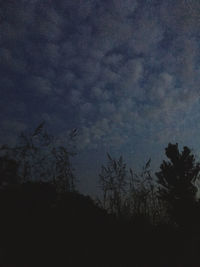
[{"left": 156, "top": 143, "right": 200, "bottom": 226}]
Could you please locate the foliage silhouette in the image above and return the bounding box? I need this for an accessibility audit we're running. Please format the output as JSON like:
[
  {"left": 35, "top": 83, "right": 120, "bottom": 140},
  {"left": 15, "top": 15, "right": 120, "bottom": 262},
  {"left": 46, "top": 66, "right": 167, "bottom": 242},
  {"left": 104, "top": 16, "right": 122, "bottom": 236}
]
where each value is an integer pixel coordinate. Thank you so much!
[
  {"left": 99, "top": 153, "right": 128, "bottom": 217},
  {"left": 0, "top": 156, "right": 19, "bottom": 186},
  {"left": 99, "top": 155, "right": 164, "bottom": 224},
  {"left": 127, "top": 159, "right": 165, "bottom": 224},
  {"left": 0, "top": 122, "right": 77, "bottom": 192},
  {"left": 1, "top": 134, "right": 200, "bottom": 266},
  {"left": 156, "top": 143, "right": 200, "bottom": 227}
]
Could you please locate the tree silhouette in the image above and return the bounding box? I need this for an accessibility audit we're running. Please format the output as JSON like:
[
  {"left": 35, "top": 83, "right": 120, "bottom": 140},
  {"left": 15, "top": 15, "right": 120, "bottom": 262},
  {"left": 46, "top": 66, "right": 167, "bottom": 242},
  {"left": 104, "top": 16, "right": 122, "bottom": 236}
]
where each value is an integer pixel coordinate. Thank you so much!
[
  {"left": 156, "top": 143, "right": 200, "bottom": 226},
  {"left": 0, "top": 122, "right": 77, "bottom": 192}
]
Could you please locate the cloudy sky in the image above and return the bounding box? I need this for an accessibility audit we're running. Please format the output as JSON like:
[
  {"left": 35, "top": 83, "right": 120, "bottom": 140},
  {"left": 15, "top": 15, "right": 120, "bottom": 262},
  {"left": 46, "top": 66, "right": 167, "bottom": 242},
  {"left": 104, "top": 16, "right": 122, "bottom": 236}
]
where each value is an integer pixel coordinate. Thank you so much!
[{"left": 1, "top": 0, "right": 200, "bottom": 194}]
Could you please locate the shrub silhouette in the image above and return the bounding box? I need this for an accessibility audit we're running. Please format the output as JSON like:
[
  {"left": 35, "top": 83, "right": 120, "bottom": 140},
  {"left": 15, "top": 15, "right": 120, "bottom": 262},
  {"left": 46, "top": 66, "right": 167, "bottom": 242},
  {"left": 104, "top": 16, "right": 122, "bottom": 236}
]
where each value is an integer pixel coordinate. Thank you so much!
[
  {"left": 99, "top": 153, "right": 128, "bottom": 217},
  {"left": 0, "top": 122, "right": 77, "bottom": 192},
  {"left": 2, "top": 131, "right": 200, "bottom": 266},
  {"left": 0, "top": 156, "right": 19, "bottom": 186}
]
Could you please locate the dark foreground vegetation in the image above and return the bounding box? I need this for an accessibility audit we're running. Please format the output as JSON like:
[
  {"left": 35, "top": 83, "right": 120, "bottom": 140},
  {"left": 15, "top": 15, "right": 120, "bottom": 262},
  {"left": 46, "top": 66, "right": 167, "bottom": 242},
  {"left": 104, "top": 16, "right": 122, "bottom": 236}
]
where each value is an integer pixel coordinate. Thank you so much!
[{"left": 1, "top": 123, "right": 200, "bottom": 267}]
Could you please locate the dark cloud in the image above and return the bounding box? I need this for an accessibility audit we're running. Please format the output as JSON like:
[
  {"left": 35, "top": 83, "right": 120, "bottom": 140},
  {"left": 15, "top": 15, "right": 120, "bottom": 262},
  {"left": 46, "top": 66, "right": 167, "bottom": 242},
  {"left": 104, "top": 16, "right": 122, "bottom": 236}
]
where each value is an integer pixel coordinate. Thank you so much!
[{"left": 1, "top": 0, "right": 200, "bottom": 179}]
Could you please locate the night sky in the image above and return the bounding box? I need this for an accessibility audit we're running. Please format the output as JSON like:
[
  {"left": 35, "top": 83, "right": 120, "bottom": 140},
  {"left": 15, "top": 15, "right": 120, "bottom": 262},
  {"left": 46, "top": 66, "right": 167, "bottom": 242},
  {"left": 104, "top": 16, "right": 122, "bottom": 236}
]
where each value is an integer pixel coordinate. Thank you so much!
[{"left": 1, "top": 0, "right": 200, "bottom": 195}]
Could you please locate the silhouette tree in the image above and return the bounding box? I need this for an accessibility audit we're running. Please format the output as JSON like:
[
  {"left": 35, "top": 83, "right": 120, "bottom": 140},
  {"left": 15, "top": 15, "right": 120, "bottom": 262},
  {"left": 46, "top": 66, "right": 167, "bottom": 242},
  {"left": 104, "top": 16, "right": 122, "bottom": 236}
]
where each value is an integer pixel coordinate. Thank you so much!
[
  {"left": 156, "top": 143, "right": 200, "bottom": 226},
  {"left": 0, "top": 122, "right": 77, "bottom": 192}
]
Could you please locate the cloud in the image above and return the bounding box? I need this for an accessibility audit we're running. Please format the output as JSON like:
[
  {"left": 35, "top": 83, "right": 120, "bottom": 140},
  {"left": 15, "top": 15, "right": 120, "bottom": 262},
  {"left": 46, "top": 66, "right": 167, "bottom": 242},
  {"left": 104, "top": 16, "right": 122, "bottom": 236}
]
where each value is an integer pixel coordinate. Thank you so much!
[
  {"left": 1, "top": 0, "right": 200, "bottom": 155},
  {"left": 29, "top": 76, "right": 53, "bottom": 95}
]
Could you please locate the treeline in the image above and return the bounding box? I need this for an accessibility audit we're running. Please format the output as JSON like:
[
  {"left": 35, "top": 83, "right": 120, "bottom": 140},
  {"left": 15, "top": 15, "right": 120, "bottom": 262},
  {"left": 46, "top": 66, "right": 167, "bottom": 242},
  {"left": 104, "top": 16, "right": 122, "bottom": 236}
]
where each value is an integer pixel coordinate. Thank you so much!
[
  {"left": 98, "top": 144, "right": 200, "bottom": 228},
  {"left": 0, "top": 123, "right": 200, "bottom": 267}
]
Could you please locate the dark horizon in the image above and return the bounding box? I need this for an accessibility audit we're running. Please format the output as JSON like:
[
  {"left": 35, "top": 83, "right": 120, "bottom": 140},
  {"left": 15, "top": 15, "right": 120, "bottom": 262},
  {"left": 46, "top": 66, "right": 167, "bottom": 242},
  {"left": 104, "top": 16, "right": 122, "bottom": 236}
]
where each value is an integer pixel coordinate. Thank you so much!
[{"left": 1, "top": 135, "right": 200, "bottom": 266}]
